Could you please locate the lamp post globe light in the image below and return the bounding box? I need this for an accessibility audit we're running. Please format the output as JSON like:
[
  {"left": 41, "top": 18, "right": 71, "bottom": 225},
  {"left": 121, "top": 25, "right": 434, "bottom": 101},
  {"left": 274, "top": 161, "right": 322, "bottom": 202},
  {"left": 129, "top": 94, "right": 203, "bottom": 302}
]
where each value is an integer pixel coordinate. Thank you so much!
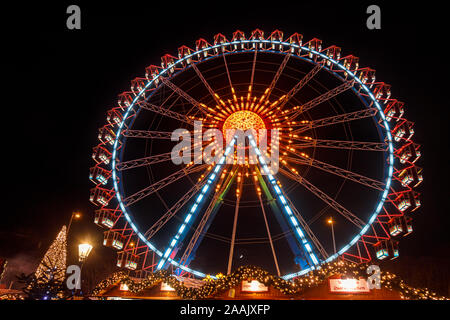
[{"left": 78, "top": 243, "right": 93, "bottom": 263}]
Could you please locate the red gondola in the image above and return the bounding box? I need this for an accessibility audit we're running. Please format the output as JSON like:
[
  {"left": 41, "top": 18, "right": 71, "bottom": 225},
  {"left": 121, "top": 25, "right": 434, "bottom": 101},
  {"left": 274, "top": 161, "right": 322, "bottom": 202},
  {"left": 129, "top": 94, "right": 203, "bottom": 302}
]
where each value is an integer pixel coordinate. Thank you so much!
[
  {"left": 89, "top": 186, "right": 114, "bottom": 206},
  {"left": 392, "top": 120, "right": 414, "bottom": 142},
  {"left": 94, "top": 208, "right": 117, "bottom": 228},
  {"left": 98, "top": 125, "right": 116, "bottom": 146},
  {"left": 388, "top": 216, "right": 413, "bottom": 237},
  {"left": 384, "top": 100, "right": 404, "bottom": 122},
  {"left": 394, "top": 191, "right": 421, "bottom": 213},
  {"left": 374, "top": 240, "right": 399, "bottom": 260},
  {"left": 92, "top": 145, "right": 111, "bottom": 165},
  {"left": 89, "top": 165, "right": 111, "bottom": 186},
  {"left": 398, "top": 166, "right": 423, "bottom": 187},
  {"left": 103, "top": 230, "right": 126, "bottom": 250},
  {"left": 117, "top": 251, "right": 140, "bottom": 270},
  {"left": 107, "top": 108, "right": 124, "bottom": 127}
]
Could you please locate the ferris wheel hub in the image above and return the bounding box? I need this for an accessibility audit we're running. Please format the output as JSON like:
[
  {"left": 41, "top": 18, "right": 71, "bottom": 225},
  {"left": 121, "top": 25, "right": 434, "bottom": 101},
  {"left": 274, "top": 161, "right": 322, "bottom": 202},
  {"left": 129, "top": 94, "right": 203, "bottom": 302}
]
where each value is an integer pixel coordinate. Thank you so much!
[{"left": 222, "top": 110, "right": 266, "bottom": 133}]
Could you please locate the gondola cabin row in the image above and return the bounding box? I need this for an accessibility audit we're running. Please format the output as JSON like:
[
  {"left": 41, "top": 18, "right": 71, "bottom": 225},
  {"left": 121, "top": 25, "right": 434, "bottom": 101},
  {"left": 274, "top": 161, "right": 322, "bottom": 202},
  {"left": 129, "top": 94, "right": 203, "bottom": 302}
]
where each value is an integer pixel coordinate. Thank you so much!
[
  {"left": 89, "top": 165, "right": 111, "bottom": 185},
  {"left": 161, "top": 54, "right": 177, "bottom": 73},
  {"left": 94, "top": 209, "right": 117, "bottom": 229},
  {"left": 384, "top": 100, "right": 404, "bottom": 122},
  {"left": 117, "top": 251, "right": 139, "bottom": 270},
  {"left": 372, "top": 82, "right": 391, "bottom": 102},
  {"left": 357, "top": 67, "right": 376, "bottom": 87},
  {"left": 397, "top": 143, "right": 421, "bottom": 164},
  {"left": 98, "top": 125, "right": 116, "bottom": 146},
  {"left": 103, "top": 230, "right": 126, "bottom": 250},
  {"left": 92, "top": 145, "right": 111, "bottom": 165},
  {"left": 388, "top": 216, "right": 413, "bottom": 237},
  {"left": 394, "top": 191, "right": 421, "bottom": 213},
  {"left": 398, "top": 166, "right": 423, "bottom": 188},
  {"left": 131, "top": 78, "right": 147, "bottom": 96},
  {"left": 323, "top": 45, "right": 342, "bottom": 67},
  {"left": 392, "top": 121, "right": 414, "bottom": 142},
  {"left": 106, "top": 105, "right": 136, "bottom": 129},
  {"left": 117, "top": 92, "right": 134, "bottom": 110},
  {"left": 106, "top": 108, "right": 124, "bottom": 127},
  {"left": 374, "top": 240, "right": 399, "bottom": 260},
  {"left": 89, "top": 187, "right": 114, "bottom": 207},
  {"left": 341, "top": 55, "right": 359, "bottom": 77}
]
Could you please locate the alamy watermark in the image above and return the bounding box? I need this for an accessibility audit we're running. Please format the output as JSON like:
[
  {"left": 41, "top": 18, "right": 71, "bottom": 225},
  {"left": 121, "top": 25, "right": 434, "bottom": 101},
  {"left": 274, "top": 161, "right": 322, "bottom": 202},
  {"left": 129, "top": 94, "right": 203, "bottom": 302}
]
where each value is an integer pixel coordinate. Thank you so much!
[
  {"left": 66, "top": 265, "right": 82, "bottom": 290},
  {"left": 366, "top": 5, "right": 381, "bottom": 30},
  {"left": 66, "top": 5, "right": 81, "bottom": 30},
  {"left": 170, "top": 121, "right": 279, "bottom": 174}
]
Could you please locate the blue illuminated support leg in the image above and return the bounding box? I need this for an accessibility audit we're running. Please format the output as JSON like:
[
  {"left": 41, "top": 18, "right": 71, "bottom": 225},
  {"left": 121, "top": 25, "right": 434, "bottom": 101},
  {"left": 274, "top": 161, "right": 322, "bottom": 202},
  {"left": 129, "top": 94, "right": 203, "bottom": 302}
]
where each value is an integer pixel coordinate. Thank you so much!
[
  {"left": 156, "top": 139, "right": 236, "bottom": 270},
  {"left": 255, "top": 168, "right": 311, "bottom": 270},
  {"left": 180, "top": 201, "right": 221, "bottom": 268},
  {"left": 248, "top": 135, "right": 320, "bottom": 268},
  {"left": 177, "top": 170, "right": 238, "bottom": 272}
]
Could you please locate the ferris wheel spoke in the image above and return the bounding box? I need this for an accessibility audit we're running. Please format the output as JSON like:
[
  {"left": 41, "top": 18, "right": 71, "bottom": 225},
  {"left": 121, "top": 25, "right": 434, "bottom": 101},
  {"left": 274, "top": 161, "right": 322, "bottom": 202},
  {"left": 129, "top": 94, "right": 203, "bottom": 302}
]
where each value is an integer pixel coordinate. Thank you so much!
[
  {"left": 122, "top": 129, "right": 173, "bottom": 139},
  {"left": 285, "top": 80, "right": 355, "bottom": 120},
  {"left": 275, "top": 62, "right": 323, "bottom": 111},
  {"left": 116, "top": 152, "right": 173, "bottom": 171},
  {"left": 178, "top": 169, "right": 236, "bottom": 267},
  {"left": 222, "top": 53, "right": 235, "bottom": 95},
  {"left": 279, "top": 167, "right": 365, "bottom": 229},
  {"left": 282, "top": 154, "right": 385, "bottom": 191},
  {"left": 190, "top": 62, "right": 222, "bottom": 107},
  {"left": 290, "top": 108, "right": 378, "bottom": 135},
  {"left": 265, "top": 52, "right": 291, "bottom": 101},
  {"left": 288, "top": 138, "right": 388, "bottom": 152},
  {"left": 160, "top": 77, "right": 209, "bottom": 115},
  {"left": 249, "top": 49, "right": 258, "bottom": 90},
  {"left": 144, "top": 177, "right": 209, "bottom": 240},
  {"left": 123, "top": 164, "right": 209, "bottom": 207},
  {"left": 137, "top": 100, "right": 194, "bottom": 125}
]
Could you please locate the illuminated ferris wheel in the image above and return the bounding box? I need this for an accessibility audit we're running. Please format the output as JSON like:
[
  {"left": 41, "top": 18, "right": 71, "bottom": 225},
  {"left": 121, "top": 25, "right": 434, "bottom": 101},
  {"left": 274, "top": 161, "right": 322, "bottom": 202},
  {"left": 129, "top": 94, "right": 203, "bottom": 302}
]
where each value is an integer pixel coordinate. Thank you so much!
[{"left": 89, "top": 29, "right": 422, "bottom": 280}]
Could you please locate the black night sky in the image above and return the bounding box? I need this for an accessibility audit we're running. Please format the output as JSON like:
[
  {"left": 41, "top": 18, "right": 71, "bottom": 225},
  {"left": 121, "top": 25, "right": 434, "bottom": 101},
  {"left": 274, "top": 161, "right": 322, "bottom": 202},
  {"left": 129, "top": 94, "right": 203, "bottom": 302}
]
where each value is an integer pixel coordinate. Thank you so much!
[{"left": 1, "top": 1, "right": 449, "bottom": 291}]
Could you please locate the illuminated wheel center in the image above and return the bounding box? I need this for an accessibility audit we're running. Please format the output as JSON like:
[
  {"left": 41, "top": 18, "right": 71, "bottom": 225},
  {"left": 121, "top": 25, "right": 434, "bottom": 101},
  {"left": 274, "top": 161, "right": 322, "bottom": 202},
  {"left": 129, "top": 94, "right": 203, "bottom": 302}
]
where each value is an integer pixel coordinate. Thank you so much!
[{"left": 222, "top": 110, "right": 266, "bottom": 134}]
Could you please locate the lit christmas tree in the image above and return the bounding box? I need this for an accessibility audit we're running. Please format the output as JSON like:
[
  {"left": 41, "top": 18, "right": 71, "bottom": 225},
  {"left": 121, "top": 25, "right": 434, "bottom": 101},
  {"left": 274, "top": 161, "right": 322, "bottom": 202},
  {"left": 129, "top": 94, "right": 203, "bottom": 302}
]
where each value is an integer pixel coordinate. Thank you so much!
[{"left": 34, "top": 225, "right": 67, "bottom": 283}]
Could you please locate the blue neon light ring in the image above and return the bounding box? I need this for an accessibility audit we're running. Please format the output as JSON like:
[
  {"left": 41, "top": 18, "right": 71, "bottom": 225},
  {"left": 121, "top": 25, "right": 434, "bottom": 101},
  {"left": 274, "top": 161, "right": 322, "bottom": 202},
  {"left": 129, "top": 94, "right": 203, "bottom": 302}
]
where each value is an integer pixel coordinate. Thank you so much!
[{"left": 110, "top": 39, "right": 394, "bottom": 280}]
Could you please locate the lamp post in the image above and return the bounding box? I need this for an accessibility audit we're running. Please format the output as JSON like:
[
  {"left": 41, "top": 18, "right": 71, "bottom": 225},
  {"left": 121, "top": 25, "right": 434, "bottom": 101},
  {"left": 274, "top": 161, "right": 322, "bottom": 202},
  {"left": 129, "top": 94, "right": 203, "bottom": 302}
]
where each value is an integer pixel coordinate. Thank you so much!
[
  {"left": 67, "top": 211, "right": 81, "bottom": 235},
  {"left": 77, "top": 243, "right": 93, "bottom": 296},
  {"left": 327, "top": 217, "right": 336, "bottom": 254}
]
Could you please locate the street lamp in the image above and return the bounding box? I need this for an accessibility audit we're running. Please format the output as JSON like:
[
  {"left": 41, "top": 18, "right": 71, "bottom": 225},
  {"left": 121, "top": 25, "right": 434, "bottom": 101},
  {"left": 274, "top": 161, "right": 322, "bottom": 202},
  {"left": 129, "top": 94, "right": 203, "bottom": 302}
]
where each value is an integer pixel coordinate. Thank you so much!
[
  {"left": 67, "top": 211, "right": 82, "bottom": 235},
  {"left": 327, "top": 217, "right": 336, "bottom": 254},
  {"left": 78, "top": 243, "right": 93, "bottom": 263},
  {"left": 76, "top": 243, "right": 93, "bottom": 297}
]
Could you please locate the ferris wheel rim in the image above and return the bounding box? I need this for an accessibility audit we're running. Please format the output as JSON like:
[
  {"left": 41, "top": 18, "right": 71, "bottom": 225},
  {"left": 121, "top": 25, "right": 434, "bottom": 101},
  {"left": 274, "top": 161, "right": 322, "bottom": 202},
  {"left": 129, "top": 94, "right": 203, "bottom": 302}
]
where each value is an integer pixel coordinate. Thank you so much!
[{"left": 109, "top": 38, "right": 395, "bottom": 280}]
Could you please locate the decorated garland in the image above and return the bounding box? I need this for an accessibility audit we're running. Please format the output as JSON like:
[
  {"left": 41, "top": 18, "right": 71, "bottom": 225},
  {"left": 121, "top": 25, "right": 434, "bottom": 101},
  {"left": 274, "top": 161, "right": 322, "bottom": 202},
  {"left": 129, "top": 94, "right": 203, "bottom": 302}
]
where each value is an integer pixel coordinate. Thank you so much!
[
  {"left": 0, "top": 293, "right": 24, "bottom": 300},
  {"left": 91, "top": 260, "right": 448, "bottom": 300}
]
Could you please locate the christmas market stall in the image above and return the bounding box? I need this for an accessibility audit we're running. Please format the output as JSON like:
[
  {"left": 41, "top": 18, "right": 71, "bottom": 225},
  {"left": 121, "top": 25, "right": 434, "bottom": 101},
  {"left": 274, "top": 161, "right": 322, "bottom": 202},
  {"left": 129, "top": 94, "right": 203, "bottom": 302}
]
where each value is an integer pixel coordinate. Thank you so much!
[{"left": 91, "top": 261, "right": 448, "bottom": 300}]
